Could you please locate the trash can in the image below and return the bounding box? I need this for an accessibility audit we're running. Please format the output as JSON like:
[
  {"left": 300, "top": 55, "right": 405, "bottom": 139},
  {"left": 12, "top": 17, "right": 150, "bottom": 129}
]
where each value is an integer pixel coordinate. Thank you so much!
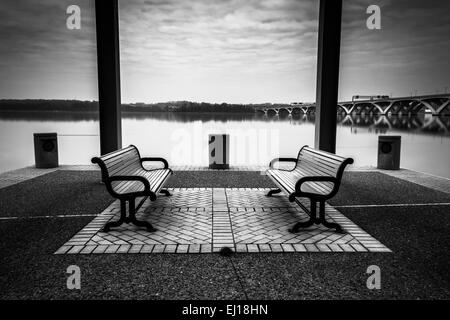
[
  {"left": 209, "top": 134, "right": 229, "bottom": 169},
  {"left": 377, "top": 135, "right": 401, "bottom": 170},
  {"left": 34, "top": 133, "right": 58, "bottom": 168}
]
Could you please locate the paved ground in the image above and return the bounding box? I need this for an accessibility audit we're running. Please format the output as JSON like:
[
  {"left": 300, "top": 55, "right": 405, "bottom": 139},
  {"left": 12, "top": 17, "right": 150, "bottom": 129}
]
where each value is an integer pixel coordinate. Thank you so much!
[
  {"left": 0, "top": 170, "right": 111, "bottom": 218},
  {"left": 1, "top": 167, "right": 450, "bottom": 299},
  {"left": 330, "top": 171, "right": 450, "bottom": 206}
]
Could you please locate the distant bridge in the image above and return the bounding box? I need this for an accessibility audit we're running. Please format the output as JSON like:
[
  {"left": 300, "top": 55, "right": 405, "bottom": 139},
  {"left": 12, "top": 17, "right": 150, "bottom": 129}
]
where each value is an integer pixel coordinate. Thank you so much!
[
  {"left": 254, "top": 103, "right": 316, "bottom": 115},
  {"left": 254, "top": 94, "right": 450, "bottom": 116},
  {"left": 338, "top": 94, "right": 450, "bottom": 116}
]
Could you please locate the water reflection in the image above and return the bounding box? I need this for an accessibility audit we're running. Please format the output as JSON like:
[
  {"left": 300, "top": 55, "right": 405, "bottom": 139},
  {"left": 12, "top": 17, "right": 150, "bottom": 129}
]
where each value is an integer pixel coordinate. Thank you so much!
[
  {"left": 0, "top": 110, "right": 449, "bottom": 177},
  {"left": 0, "top": 110, "right": 448, "bottom": 136},
  {"left": 337, "top": 114, "right": 450, "bottom": 135}
]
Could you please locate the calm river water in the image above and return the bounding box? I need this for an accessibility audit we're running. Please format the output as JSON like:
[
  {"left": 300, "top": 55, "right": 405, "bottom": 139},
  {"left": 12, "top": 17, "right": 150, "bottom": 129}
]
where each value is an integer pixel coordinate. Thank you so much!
[{"left": 0, "top": 112, "right": 449, "bottom": 178}]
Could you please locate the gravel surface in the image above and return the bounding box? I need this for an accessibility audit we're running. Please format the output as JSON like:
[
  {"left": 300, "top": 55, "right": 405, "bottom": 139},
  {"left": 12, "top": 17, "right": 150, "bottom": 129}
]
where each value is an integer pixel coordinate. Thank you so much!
[
  {"left": 166, "top": 171, "right": 274, "bottom": 188},
  {"left": 0, "top": 170, "right": 112, "bottom": 218},
  {"left": 231, "top": 205, "right": 450, "bottom": 299},
  {"left": 0, "top": 218, "right": 243, "bottom": 300},
  {"left": 331, "top": 172, "right": 450, "bottom": 206}
]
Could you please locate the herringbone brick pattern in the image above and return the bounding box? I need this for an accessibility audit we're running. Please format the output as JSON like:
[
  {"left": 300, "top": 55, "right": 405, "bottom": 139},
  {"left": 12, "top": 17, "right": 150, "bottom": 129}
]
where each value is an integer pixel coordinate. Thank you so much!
[
  {"left": 55, "top": 188, "right": 391, "bottom": 254},
  {"left": 152, "top": 188, "right": 212, "bottom": 208},
  {"left": 227, "top": 189, "right": 295, "bottom": 208}
]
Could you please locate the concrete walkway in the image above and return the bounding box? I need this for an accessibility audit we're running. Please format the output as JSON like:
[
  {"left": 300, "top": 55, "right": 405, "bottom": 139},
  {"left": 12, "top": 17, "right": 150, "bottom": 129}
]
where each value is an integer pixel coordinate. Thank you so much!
[{"left": 1, "top": 166, "right": 450, "bottom": 299}]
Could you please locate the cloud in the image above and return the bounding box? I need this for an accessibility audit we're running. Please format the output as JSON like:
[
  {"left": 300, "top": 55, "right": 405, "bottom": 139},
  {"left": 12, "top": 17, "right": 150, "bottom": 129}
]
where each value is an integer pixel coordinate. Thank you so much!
[
  {"left": 338, "top": 0, "right": 450, "bottom": 99},
  {"left": 117, "top": 0, "right": 320, "bottom": 102},
  {"left": 0, "top": 0, "right": 98, "bottom": 99},
  {"left": 0, "top": 0, "right": 449, "bottom": 102}
]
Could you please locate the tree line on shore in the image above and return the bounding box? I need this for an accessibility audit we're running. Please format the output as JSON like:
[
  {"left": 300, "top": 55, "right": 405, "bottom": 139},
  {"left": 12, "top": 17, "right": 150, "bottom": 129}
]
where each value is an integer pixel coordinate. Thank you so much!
[{"left": 0, "top": 100, "right": 292, "bottom": 113}]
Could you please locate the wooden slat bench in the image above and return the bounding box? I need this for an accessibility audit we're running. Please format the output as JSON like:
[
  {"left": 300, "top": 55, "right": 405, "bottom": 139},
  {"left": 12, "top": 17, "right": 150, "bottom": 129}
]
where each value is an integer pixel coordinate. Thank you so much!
[
  {"left": 91, "top": 145, "right": 173, "bottom": 232},
  {"left": 266, "top": 146, "right": 353, "bottom": 233}
]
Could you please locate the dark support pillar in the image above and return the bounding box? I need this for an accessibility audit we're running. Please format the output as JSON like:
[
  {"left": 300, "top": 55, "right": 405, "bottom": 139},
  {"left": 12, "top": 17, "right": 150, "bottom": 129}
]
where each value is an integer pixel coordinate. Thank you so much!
[
  {"left": 314, "top": 0, "right": 343, "bottom": 153},
  {"left": 95, "top": 0, "right": 122, "bottom": 155}
]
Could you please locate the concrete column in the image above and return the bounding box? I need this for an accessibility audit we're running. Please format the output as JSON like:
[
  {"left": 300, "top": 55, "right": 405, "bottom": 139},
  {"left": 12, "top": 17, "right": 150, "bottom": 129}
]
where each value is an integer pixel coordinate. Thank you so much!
[
  {"left": 314, "top": 0, "right": 342, "bottom": 153},
  {"left": 95, "top": 0, "right": 122, "bottom": 154}
]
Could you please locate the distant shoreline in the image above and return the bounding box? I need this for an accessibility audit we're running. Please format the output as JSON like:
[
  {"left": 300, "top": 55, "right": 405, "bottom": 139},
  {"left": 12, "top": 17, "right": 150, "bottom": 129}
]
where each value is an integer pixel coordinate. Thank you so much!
[
  {"left": 0, "top": 109, "right": 255, "bottom": 114},
  {"left": 0, "top": 108, "right": 261, "bottom": 122},
  {"left": 0, "top": 99, "right": 288, "bottom": 114}
]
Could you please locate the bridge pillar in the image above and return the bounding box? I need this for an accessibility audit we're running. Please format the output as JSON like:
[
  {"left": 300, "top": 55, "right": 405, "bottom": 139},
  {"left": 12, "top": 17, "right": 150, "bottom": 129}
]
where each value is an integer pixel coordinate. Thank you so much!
[
  {"left": 314, "top": 0, "right": 342, "bottom": 153},
  {"left": 437, "top": 100, "right": 450, "bottom": 115},
  {"left": 95, "top": 0, "right": 122, "bottom": 155}
]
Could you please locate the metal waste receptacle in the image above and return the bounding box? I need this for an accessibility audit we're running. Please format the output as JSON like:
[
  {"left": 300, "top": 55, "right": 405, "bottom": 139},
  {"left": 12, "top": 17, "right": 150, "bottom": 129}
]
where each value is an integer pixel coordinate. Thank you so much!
[
  {"left": 377, "top": 135, "right": 401, "bottom": 170},
  {"left": 209, "top": 134, "right": 229, "bottom": 169},
  {"left": 34, "top": 133, "right": 58, "bottom": 168}
]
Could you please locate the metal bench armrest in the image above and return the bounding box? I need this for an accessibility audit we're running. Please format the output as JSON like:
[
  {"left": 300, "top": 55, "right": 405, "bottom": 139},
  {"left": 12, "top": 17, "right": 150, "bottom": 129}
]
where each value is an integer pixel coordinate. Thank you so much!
[
  {"left": 269, "top": 158, "right": 298, "bottom": 169},
  {"left": 141, "top": 157, "right": 169, "bottom": 169},
  {"left": 107, "top": 175, "right": 151, "bottom": 193},
  {"left": 295, "top": 176, "right": 337, "bottom": 194}
]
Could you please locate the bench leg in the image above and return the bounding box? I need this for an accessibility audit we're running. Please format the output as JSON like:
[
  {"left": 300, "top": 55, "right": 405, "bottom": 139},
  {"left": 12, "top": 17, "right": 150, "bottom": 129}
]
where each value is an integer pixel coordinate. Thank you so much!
[
  {"left": 289, "top": 199, "right": 316, "bottom": 233},
  {"left": 266, "top": 188, "right": 281, "bottom": 197},
  {"left": 127, "top": 198, "right": 158, "bottom": 232},
  {"left": 102, "top": 200, "right": 127, "bottom": 232},
  {"left": 289, "top": 200, "right": 345, "bottom": 233},
  {"left": 318, "top": 201, "right": 345, "bottom": 233},
  {"left": 160, "top": 189, "right": 172, "bottom": 197}
]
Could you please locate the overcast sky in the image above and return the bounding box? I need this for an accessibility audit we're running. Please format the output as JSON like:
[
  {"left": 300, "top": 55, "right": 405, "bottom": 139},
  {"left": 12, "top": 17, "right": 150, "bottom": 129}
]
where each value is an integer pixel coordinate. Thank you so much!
[{"left": 0, "top": 0, "right": 449, "bottom": 103}]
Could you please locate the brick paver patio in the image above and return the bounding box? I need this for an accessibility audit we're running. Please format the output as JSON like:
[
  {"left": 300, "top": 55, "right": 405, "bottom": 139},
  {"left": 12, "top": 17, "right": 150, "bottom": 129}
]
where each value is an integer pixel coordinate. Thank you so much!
[{"left": 55, "top": 188, "right": 391, "bottom": 254}]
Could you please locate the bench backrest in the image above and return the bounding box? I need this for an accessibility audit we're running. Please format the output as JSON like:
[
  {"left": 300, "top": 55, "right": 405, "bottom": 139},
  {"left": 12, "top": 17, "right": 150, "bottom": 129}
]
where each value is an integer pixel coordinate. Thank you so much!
[
  {"left": 91, "top": 145, "right": 142, "bottom": 181},
  {"left": 295, "top": 146, "right": 354, "bottom": 181}
]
